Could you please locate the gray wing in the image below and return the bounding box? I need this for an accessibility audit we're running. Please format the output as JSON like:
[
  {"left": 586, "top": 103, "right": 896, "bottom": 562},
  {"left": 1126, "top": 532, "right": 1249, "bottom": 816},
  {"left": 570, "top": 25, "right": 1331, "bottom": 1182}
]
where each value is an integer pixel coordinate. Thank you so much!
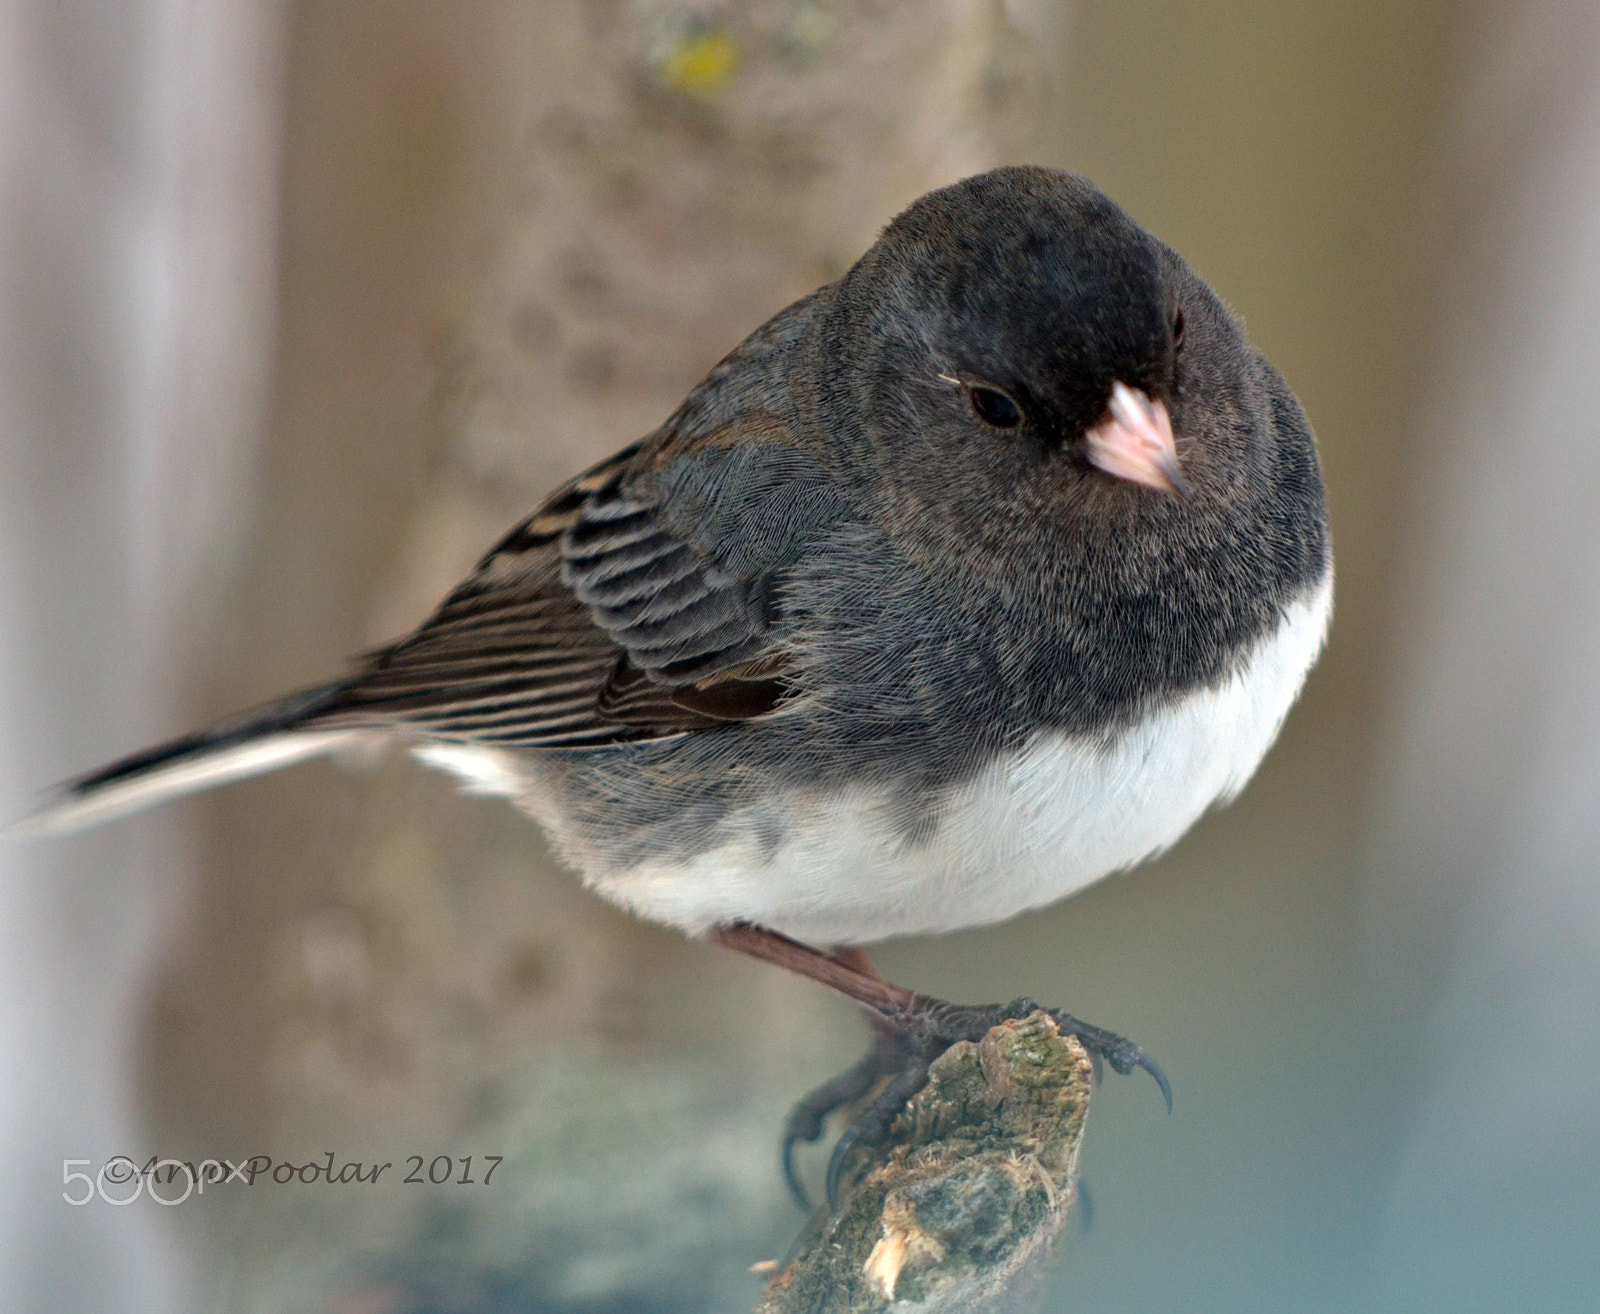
[
  {"left": 321, "top": 283, "right": 848, "bottom": 748},
  {"left": 320, "top": 432, "right": 834, "bottom": 747}
]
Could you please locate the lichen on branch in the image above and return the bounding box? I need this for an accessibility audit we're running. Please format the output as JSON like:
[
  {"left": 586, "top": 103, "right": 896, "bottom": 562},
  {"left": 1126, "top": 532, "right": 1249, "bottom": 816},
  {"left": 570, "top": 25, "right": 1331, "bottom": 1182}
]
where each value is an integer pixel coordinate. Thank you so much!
[{"left": 760, "top": 1010, "right": 1092, "bottom": 1314}]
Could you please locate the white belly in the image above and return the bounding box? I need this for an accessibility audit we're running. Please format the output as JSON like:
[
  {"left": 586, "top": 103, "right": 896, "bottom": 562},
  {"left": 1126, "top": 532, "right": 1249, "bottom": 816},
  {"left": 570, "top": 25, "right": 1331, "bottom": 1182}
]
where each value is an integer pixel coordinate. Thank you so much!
[{"left": 579, "top": 576, "right": 1333, "bottom": 943}]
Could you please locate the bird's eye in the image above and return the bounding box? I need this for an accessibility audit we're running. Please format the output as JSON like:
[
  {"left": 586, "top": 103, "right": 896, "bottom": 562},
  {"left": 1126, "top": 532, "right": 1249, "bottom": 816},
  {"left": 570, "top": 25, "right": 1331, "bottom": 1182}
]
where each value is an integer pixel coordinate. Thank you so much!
[
  {"left": 968, "top": 386, "right": 1022, "bottom": 428},
  {"left": 1172, "top": 308, "right": 1186, "bottom": 351}
]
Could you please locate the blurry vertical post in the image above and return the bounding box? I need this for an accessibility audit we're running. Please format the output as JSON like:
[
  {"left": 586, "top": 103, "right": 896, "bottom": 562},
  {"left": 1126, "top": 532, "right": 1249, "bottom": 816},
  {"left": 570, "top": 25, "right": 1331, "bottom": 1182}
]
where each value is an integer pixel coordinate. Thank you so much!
[{"left": 0, "top": 2, "right": 286, "bottom": 1311}]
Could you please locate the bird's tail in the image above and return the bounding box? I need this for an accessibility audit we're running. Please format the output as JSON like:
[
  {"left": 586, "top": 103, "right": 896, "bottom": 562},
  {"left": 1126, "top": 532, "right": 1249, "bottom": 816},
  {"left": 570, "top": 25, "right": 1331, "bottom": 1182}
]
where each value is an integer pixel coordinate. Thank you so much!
[{"left": 2, "top": 681, "right": 362, "bottom": 839}]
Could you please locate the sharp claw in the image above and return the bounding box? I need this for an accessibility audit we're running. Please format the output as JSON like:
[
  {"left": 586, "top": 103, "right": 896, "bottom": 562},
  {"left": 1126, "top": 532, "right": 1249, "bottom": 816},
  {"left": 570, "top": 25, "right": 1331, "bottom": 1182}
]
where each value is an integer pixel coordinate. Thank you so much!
[
  {"left": 779, "top": 1040, "right": 902, "bottom": 1211},
  {"left": 781, "top": 1088, "right": 838, "bottom": 1209},
  {"left": 1050, "top": 1011, "right": 1172, "bottom": 1111},
  {"left": 781, "top": 1125, "right": 816, "bottom": 1211},
  {"left": 1097, "top": 1034, "right": 1173, "bottom": 1112},
  {"left": 823, "top": 1061, "right": 928, "bottom": 1211},
  {"left": 823, "top": 1122, "right": 864, "bottom": 1212},
  {"left": 1136, "top": 1051, "right": 1174, "bottom": 1114}
]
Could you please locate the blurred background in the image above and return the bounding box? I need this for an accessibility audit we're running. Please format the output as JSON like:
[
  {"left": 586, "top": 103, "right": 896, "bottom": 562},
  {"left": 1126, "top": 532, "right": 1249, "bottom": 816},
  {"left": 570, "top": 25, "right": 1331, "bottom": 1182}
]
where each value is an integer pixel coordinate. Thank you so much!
[{"left": 4, "top": 2, "right": 1599, "bottom": 1311}]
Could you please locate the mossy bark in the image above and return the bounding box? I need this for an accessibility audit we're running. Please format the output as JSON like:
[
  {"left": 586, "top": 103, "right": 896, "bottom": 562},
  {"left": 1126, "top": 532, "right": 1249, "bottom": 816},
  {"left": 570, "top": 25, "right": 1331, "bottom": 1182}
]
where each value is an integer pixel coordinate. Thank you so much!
[{"left": 761, "top": 1011, "right": 1091, "bottom": 1314}]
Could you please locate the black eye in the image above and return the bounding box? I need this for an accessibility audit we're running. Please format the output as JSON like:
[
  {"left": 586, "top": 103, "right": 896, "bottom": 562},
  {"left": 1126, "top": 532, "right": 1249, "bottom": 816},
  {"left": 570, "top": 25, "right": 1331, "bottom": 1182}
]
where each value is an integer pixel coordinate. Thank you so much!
[
  {"left": 968, "top": 385, "right": 1022, "bottom": 428},
  {"left": 1172, "top": 308, "right": 1186, "bottom": 351}
]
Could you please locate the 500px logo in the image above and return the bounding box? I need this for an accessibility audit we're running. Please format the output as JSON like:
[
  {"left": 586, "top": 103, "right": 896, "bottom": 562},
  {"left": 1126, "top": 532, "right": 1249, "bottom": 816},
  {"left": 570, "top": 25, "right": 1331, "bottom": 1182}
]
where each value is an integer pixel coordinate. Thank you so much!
[
  {"left": 65, "top": 1156, "right": 239, "bottom": 1206},
  {"left": 63, "top": 1153, "right": 504, "bottom": 1205}
]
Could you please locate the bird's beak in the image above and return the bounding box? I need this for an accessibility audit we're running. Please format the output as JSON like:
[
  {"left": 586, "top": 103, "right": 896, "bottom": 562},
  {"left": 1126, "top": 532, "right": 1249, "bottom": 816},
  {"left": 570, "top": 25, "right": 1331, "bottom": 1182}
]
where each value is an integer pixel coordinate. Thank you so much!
[{"left": 1085, "top": 381, "right": 1188, "bottom": 496}]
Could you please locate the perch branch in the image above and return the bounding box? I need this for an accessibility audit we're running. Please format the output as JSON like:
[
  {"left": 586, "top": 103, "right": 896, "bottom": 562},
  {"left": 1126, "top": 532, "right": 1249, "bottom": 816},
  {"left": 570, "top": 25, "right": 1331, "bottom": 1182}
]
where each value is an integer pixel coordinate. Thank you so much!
[{"left": 759, "top": 1010, "right": 1092, "bottom": 1314}]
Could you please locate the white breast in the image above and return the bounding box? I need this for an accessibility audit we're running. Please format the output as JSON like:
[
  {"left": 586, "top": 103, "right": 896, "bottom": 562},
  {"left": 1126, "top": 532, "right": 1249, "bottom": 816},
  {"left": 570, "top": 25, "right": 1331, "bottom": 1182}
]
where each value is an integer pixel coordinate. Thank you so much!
[{"left": 578, "top": 575, "right": 1333, "bottom": 943}]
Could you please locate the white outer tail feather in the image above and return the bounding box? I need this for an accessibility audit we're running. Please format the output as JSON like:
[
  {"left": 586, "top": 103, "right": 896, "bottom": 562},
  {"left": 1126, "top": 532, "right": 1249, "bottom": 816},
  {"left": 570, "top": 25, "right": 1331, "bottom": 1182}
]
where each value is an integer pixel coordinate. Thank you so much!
[{"left": 2, "top": 730, "right": 362, "bottom": 840}]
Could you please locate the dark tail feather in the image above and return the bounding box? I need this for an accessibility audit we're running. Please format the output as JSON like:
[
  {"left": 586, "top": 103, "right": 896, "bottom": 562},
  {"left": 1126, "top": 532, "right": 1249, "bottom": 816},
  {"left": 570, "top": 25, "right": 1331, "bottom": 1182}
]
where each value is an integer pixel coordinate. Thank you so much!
[{"left": 3, "top": 680, "right": 361, "bottom": 839}]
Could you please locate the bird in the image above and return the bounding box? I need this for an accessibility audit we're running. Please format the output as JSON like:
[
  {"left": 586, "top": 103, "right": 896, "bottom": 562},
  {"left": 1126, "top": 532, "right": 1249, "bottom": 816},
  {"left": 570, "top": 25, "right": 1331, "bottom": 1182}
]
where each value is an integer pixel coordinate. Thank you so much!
[{"left": 6, "top": 166, "right": 1331, "bottom": 1209}]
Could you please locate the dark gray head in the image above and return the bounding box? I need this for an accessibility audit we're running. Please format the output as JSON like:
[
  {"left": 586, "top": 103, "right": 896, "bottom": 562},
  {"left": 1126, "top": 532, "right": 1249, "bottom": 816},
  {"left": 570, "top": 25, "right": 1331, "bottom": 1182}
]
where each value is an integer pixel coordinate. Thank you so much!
[
  {"left": 870, "top": 168, "right": 1182, "bottom": 453},
  {"left": 808, "top": 166, "right": 1325, "bottom": 619}
]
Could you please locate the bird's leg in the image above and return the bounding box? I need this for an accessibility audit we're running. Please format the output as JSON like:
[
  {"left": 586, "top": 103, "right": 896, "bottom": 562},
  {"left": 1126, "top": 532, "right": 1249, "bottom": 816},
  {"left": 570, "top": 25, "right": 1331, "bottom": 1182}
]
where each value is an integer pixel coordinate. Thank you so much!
[
  {"left": 824, "top": 944, "right": 887, "bottom": 981},
  {"left": 706, "top": 921, "right": 1170, "bottom": 1210},
  {"left": 707, "top": 923, "right": 912, "bottom": 1015}
]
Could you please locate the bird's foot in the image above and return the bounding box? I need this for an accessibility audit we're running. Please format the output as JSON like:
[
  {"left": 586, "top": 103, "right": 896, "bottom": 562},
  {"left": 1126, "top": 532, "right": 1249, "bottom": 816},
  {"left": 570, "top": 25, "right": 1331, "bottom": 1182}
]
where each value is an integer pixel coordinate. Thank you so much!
[
  {"left": 703, "top": 924, "right": 1169, "bottom": 1211},
  {"left": 783, "top": 994, "right": 1171, "bottom": 1211}
]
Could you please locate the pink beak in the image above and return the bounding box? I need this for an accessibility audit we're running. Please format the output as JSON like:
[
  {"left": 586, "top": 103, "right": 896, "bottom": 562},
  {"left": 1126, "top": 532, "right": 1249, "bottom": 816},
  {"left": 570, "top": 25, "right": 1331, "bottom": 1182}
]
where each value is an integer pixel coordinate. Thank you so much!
[{"left": 1085, "top": 381, "right": 1187, "bottom": 496}]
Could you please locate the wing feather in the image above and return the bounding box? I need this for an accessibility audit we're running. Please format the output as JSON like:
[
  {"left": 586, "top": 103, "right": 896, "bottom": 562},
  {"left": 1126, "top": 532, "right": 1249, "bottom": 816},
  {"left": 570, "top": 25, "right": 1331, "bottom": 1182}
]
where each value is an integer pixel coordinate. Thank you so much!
[
  {"left": 312, "top": 438, "right": 800, "bottom": 747},
  {"left": 300, "top": 294, "right": 843, "bottom": 747}
]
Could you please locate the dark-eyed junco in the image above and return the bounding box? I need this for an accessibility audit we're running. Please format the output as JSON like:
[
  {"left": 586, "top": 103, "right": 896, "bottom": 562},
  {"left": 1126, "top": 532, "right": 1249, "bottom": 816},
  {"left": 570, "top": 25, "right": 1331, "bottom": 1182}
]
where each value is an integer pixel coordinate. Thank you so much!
[{"left": 8, "top": 167, "right": 1331, "bottom": 1206}]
